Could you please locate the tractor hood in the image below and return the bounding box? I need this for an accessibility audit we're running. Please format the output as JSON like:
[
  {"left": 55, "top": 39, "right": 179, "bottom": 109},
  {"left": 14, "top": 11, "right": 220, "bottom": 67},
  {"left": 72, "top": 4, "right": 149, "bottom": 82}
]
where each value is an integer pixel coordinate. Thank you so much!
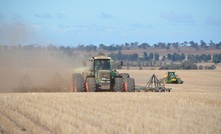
[{"left": 98, "top": 70, "right": 111, "bottom": 81}]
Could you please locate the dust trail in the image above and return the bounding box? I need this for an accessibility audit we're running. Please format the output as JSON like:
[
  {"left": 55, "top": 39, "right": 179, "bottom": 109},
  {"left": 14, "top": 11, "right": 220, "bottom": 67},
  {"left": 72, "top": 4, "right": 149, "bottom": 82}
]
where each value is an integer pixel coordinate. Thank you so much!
[{"left": 0, "top": 48, "right": 86, "bottom": 92}]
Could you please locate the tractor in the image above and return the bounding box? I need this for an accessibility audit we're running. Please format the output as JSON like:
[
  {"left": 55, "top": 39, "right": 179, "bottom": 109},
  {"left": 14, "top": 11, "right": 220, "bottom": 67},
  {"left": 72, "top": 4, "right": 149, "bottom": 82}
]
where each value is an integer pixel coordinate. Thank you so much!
[
  {"left": 70, "top": 54, "right": 135, "bottom": 92},
  {"left": 163, "top": 71, "right": 184, "bottom": 84}
]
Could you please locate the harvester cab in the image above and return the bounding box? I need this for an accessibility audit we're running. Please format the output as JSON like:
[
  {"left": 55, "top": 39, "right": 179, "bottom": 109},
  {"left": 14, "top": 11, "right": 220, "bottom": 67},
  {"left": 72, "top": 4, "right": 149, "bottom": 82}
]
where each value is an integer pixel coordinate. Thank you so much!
[
  {"left": 70, "top": 54, "right": 135, "bottom": 92},
  {"left": 164, "top": 71, "right": 184, "bottom": 84}
]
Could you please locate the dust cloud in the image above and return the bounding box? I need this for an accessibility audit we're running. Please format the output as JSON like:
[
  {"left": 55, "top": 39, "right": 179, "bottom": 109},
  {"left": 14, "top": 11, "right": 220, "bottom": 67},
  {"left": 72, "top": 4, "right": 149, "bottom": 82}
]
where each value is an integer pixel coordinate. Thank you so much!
[
  {"left": 0, "top": 48, "right": 86, "bottom": 92},
  {"left": 0, "top": 20, "right": 89, "bottom": 92},
  {"left": 0, "top": 22, "right": 40, "bottom": 46}
]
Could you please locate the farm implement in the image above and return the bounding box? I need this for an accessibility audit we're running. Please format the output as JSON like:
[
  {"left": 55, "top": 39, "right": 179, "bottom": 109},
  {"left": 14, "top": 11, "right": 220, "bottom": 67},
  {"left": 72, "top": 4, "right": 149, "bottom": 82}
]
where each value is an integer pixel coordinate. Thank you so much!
[
  {"left": 136, "top": 74, "right": 172, "bottom": 92},
  {"left": 14, "top": 73, "right": 67, "bottom": 92}
]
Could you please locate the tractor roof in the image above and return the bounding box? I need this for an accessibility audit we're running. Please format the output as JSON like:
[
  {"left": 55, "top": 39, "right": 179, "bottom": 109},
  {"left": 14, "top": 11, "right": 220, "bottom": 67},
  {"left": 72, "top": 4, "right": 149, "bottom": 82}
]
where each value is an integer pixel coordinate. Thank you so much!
[
  {"left": 168, "top": 71, "right": 176, "bottom": 73},
  {"left": 92, "top": 55, "right": 111, "bottom": 60}
]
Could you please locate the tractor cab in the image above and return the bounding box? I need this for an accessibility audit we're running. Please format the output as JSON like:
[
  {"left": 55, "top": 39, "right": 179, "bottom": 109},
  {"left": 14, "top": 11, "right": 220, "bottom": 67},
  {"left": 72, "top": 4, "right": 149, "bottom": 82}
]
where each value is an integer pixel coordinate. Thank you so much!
[
  {"left": 86, "top": 55, "right": 115, "bottom": 90},
  {"left": 164, "top": 71, "right": 184, "bottom": 84},
  {"left": 167, "top": 72, "right": 177, "bottom": 83},
  {"left": 94, "top": 59, "right": 110, "bottom": 70}
]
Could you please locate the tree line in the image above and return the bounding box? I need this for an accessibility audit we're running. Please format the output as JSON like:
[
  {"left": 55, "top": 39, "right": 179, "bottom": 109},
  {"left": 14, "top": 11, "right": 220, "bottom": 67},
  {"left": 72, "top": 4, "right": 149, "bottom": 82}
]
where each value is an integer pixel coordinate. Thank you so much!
[
  {"left": 1, "top": 43, "right": 220, "bottom": 65},
  {"left": 1, "top": 41, "right": 221, "bottom": 69},
  {"left": 159, "top": 60, "right": 216, "bottom": 70},
  {"left": 100, "top": 40, "right": 221, "bottom": 51},
  {"left": 108, "top": 51, "right": 221, "bottom": 64},
  {"left": 2, "top": 40, "right": 220, "bottom": 52}
]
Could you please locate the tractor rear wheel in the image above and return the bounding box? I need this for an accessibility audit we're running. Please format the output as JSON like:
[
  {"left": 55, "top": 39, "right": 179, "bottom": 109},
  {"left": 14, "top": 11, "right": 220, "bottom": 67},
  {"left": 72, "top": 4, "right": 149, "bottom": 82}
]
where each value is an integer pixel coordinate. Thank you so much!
[
  {"left": 114, "top": 77, "right": 124, "bottom": 92},
  {"left": 120, "top": 73, "right": 129, "bottom": 82},
  {"left": 125, "top": 78, "right": 135, "bottom": 92},
  {"left": 71, "top": 73, "right": 85, "bottom": 92},
  {"left": 85, "top": 77, "right": 96, "bottom": 92}
]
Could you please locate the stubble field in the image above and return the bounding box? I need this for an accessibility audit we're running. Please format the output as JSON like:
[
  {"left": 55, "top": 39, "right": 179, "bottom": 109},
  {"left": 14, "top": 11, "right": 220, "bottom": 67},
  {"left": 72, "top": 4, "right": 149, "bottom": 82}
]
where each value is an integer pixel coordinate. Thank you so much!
[{"left": 0, "top": 66, "right": 221, "bottom": 134}]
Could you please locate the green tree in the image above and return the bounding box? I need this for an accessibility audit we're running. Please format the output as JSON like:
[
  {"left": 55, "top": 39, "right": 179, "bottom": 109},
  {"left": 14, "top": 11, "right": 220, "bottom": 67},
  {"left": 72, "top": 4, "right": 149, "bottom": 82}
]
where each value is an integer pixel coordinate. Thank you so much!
[
  {"left": 213, "top": 54, "right": 221, "bottom": 64},
  {"left": 167, "top": 54, "right": 172, "bottom": 60},
  {"left": 166, "top": 43, "right": 171, "bottom": 50},
  {"left": 198, "top": 65, "right": 203, "bottom": 70},
  {"left": 180, "top": 60, "right": 197, "bottom": 70},
  {"left": 162, "top": 56, "right": 166, "bottom": 61},
  {"left": 180, "top": 53, "right": 186, "bottom": 61},
  {"left": 99, "top": 44, "right": 106, "bottom": 49},
  {"left": 118, "top": 50, "right": 122, "bottom": 60},
  {"left": 143, "top": 52, "right": 148, "bottom": 61},
  {"left": 209, "top": 40, "right": 215, "bottom": 47},
  {"left": 149, "top": 53, "right": 154, "bottom": 60},
  {"left": 154, "top": 53, "right": 159, "bottom": 61},
  {"left": 200, "top": 40, "right": 207, "bottom": 48}
]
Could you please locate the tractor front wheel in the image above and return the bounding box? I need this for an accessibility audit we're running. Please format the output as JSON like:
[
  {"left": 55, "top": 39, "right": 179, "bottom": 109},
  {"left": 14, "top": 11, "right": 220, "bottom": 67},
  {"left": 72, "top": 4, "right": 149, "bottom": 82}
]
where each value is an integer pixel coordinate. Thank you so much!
[
  {"left": 114, "top": 77, "right": 124, "bottom": 92},
  {"left": 71, "top": 73, "right": 85, "bottom": 92},
  {"left": 85, "top": 77, "right": 96, "bottom": 92},
  {"left": 124, "top": 78, "right": 135, "bottom": 92}
]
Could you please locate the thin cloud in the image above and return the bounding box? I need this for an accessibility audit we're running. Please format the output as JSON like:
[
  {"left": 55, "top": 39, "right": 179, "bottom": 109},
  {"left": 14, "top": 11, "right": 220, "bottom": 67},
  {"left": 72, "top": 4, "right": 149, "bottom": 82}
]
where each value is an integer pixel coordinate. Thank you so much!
[
  {"left": 56, "top": 13, "right": 66, "bottom": 19},
  {"left": 34, "top": 13, "right": 54, "bottom": 19},
  {"left": 161, "top": 11, "right": 194, "bottom": 24},
  {"left": 52, "top": 24, "right": 94, "bottom": 33},
  {"left": 12, "top": 14, "right": 22, "bottom": 21},
  {"left": 0, "top": 13, "right": 4, "bottom": 20},
  {"left": 34, "top": 13, "right": 66, "bottom": 19},
  {"left": 130, "top": 23, "right": 145, "bottom": 28},
  {"left": 98, "top": 12, "right": 113, "bottom": 19},
  {"left": 52, "top": 24, "right": 72, "bottom": 32},
  {"left": 129, "top": 23, "right": 153, "bottom": 29},
  {"left": 205, "top": 16, "right": 221, "bottom": 25}
]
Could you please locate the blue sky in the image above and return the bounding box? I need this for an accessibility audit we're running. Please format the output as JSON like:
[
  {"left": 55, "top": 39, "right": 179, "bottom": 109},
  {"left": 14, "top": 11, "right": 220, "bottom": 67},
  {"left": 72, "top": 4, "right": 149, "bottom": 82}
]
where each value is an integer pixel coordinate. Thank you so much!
[{"left": 0, "top": 0, "right": 221, "bottom": 46}]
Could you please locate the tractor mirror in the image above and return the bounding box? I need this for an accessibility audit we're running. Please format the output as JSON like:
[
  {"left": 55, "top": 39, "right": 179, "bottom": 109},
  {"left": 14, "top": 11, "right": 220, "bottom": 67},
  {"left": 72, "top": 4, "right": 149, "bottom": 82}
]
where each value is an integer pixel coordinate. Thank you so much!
[{"left": 83, "top": 61, "right": 86, "bottom": 66}]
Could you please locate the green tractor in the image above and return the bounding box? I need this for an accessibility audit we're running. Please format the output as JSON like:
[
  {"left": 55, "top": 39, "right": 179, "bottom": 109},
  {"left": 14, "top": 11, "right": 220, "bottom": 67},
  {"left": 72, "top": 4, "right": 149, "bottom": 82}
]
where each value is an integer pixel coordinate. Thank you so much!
[
  {"left": 163, "top": 71, "right": 184, "bottom": 84},
  {"left": 70, "top": 55, "right": 135, "bottom": 92}
]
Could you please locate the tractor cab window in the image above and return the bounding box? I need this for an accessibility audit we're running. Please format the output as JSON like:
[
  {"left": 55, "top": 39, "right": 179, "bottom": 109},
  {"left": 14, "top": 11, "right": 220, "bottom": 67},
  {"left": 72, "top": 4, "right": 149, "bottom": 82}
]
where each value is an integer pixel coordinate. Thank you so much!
[
  {"left": 95, "top": 59, "right": 110, "bottom": 70},
  {"left": 169, "top": 72, "right": 175, "bottom": 78}
]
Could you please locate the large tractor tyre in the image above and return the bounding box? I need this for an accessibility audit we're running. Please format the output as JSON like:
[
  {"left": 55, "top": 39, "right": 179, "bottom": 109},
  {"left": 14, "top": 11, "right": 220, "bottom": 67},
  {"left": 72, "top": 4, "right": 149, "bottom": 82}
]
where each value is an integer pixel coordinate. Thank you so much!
[
  {"left": 125, "top": 78, "right": 135, "bottom": 92},
  {"left": 114, "top": 77, "right": 124, "bottom": 92},
  {"left": 120, "top": 73, "right": 130, "bottom": 82},
  {"left": 71, "top": 73, "right": 85, "bottom": 92},
  {"left": 85, "top": 77, "right": 96, "bottom": 92}
]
